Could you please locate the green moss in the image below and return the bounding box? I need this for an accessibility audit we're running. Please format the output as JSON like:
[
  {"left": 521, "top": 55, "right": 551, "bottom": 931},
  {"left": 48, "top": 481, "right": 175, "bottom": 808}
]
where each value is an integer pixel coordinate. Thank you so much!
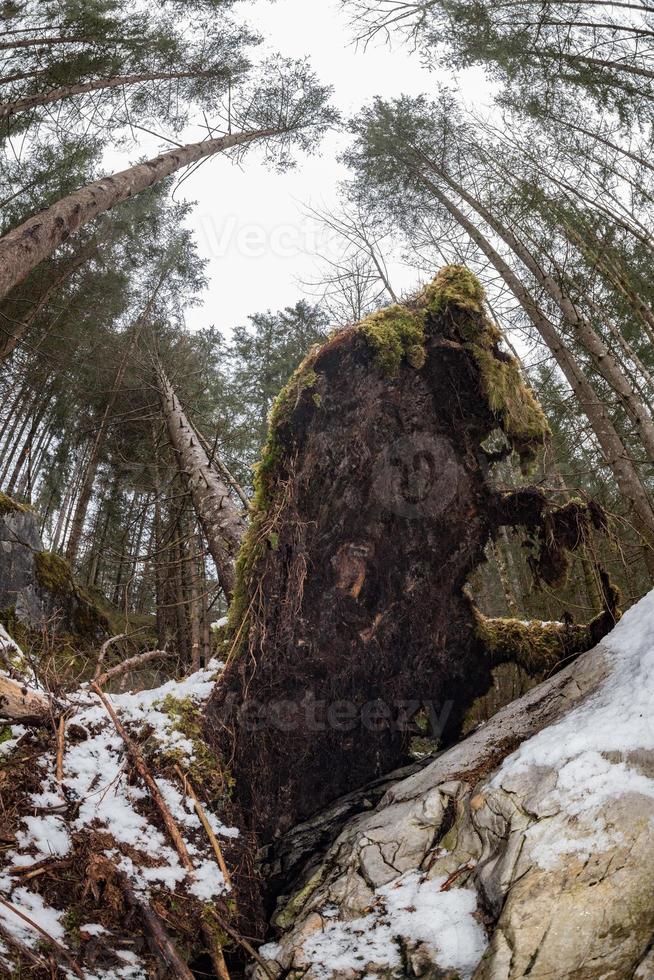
[
  {"left": 0, "top": 726, "right": 13, "bottom": 744},
  {"left": 34, "top": 551, "right": 108, "bottom": 638},
  {"left": 440, "top": 826, "right": 459, "bottom": 852},
  {"left": 225, "top": 264, "right": 550, "bottom": 667},
  {"left": 62, "top": 906, "right": 83, "bottom": 949},
  {"left": 419, "top": 265, "right": 549, "bottom": 470},
  {"left": 359, "top": 305, "right": 426, "bottom": 375},
  {"left": 223, "top": 356, "right": 324, "bottom": 663},
  {"left": 0, "top": 491, "right": 31, "bottom": 516},
  {"left": 158, "top": 694, "right": 229, "bottom": 795},
  {"left": 420, "top": 264, "right": 486, "bottom": 321},
  {"left": 273, "top": 866, "right": 327, "bottom": 929},
  {"left": 254, "top": 360, "right": 319, "bottom": 511},
  {"left": 470, "top": 345, "right": 550, "bottom": 469},
  {"left": 34, "top": 551, "right": 75, "bottom": 597},
  {"left": 475, "top": 611, "right": 590, "bottom": 676}
]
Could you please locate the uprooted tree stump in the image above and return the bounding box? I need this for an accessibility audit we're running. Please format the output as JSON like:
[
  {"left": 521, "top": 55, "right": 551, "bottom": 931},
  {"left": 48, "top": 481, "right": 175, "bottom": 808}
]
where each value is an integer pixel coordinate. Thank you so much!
[{"left": 206, "top": 266, "right": 618, "bottom": 864}]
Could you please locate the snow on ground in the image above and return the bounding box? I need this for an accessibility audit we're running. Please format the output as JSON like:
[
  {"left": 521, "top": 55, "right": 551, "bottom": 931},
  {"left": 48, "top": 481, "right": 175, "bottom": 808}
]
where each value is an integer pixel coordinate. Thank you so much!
[
  {"left": 494, "top": 588, "right": 654, "bottom": 868},
  {"left": 292, "top": 870, "right": 487, "bottom": 979},
  {"left": 0, "top": 655, "right": 236, "bottom": 976}
]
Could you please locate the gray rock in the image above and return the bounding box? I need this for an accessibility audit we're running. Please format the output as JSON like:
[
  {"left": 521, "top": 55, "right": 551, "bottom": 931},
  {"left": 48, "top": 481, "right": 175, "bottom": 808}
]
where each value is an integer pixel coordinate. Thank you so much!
[{"left": 255, "top": 636, "right": 654, "bottom": 979}]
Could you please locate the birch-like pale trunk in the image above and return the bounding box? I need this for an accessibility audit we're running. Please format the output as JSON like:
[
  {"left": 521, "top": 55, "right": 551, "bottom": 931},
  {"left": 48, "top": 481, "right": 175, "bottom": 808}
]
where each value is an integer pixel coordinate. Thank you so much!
[{"left": 156, "top": 362, "right": 246, "bottom": 602}]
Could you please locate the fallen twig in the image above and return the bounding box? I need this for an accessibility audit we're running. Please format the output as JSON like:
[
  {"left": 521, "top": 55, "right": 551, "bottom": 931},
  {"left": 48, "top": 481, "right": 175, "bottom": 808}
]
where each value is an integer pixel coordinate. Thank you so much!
[
  {"left": 440, "top": 862, "right": 475, "bottom": 891},
  {"left": 0, "top": 917, "right": 48, "bottom": 970},
  {"left": 0, "top": 895, "right": 83, "bottom": 977},
  {"left": 94, "top": 632, "right": 129, "bottom": 680},
  {"left": 119, "top": 874, "right": 195, "bottom": 980},
  {"left": 91, "top": 681, "right": 194, "bottom": 871},
  {"left": 55, "top": 713, "right": 66, "bottom": 785},
  {"left": 93, "top": 627, "right": 154, "bottom": 681},
  {"left": 92, "top": 683, "right": 232, "bottom": 979},
  {"left": 174, "top": 764, "right": 232, "bottom": 888},
  {"left": 94, "top": 648, "right": 170, "bottom": 687},
  {"left": 0, "top": 674, "right": 53, "bottom": 725},
  {"left": 208, "top": 908, "right": 276, "bottom": 980},
  {"left": 10, "top": 857, "right": 71, "bottom": 881}
]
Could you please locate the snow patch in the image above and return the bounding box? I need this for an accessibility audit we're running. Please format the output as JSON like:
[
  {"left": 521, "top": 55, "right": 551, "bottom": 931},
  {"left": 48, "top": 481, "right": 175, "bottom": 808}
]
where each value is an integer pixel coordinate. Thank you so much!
[
  {"left": 0, "top": 655, "right": 235, "bottom": 976},
  {"left": 495, "top": 588, "right": 654, "bottom": 868},
  {"left": 0, "top": 887, "right": 65, "bottom": 947},
  {"left": 299, "top": 871, "right": 487, "bottom": 979}
]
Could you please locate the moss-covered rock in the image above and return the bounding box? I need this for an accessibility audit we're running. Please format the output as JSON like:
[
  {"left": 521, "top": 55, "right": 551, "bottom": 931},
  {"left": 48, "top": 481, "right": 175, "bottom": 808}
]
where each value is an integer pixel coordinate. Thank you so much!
[
  {"left": 34, "top": 551, "right": 108, "bottom": 639},
  {"left": 0, "top": 491, "right": 31, "bottom": 517}
]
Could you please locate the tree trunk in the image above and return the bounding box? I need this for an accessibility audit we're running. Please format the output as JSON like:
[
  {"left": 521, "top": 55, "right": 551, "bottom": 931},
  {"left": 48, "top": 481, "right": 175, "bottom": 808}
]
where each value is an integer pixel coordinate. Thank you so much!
[
  {"left": 5, "top": 400, "right": 49, "bottom": 495},
  {"left": 0, "top": 68, "right": 229, "bottom": 121},
  {"left": 156, "top": 361, "right": 246, "bottom": 602},
  {"left": 0, "top": 126, "right": 278, "bottom": 302},
  {"left": 0, "top": 35, "right": 94, "bottom": 49},
  {"left": 416, "top": 173, "right": 654, "bottom": 548},
  {"left": 0, "top": 236, "right": 99, "bottom": 360},
  {"left": 185, "top": 511, "right": 203, "bottom": 671},
  {"left": 207, "top": 267, "right": 618, "bottom": 856},
  {"left": 424, "top": 159, "right": 654, "bottom": 464},
  {"left": 65, "top": 297, "right": 155, "bottom": 565}
]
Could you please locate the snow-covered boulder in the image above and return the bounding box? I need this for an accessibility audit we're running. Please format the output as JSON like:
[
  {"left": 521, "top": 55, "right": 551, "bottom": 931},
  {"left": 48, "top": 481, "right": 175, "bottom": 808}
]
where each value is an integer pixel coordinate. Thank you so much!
[{"left": 257, "top": 591, "right": 654, "bottom": 979}]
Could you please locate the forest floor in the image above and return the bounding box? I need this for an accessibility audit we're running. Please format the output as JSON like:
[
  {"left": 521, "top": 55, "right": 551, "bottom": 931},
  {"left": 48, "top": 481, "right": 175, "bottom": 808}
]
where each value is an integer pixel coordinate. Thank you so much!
[{"left": 0, "top": 633, "right": 239, "bottom": 978}]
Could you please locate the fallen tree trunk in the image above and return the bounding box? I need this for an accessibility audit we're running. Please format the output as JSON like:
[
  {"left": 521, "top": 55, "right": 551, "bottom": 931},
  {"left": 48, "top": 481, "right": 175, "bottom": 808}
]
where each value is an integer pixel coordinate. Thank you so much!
[
  {"left": 156, "top": 360, "right": 247, "bottom": 602},
  {"left": 206, "top": 265, "right": 618, "bottom": 868},
  {"left": 0, "top": 673, "right": 52, "bottom": 724}
]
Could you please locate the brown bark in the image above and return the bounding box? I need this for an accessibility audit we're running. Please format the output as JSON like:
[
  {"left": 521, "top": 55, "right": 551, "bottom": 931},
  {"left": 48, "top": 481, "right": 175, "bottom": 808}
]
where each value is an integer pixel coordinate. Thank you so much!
[
  {"left": 416, "top": 174, "right": 654, "bottom": 545},
  {"left": 0, "top": 391, "right": 37, "bottom": 485},
  {"left": 422, "top": 159, "right": 654, "bottom": 464},
  {"left": 5, "top": 400, "right": 48, "bottom": 495},
  {"left": 0, "top": 68, "right": 228, "bottom": 120},
  {"left": 0, "top": 236, "right": 99, "bottom": 360},
  {"left": 0, "top": 126, "right": 278, "bottom": 303},
  {"left": 156, "top": 362, "right": 246, "bottom": 602},
  {"left": 208, "top": 271, "right": 617, "bottom": 860}
]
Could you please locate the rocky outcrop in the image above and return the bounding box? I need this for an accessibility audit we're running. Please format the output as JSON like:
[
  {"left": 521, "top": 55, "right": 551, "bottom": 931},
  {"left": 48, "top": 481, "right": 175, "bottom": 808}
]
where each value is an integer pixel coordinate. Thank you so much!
[
  {"left": 256, "top": 591, "right": 654, "bottom": 979},
  {"left": 0, "top": 492, "right": 107, "bottom": 638}
]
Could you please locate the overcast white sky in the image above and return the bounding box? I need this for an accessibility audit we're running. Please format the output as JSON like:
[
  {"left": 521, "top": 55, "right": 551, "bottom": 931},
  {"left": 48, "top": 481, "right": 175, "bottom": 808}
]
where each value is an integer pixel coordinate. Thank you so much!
[{"left": 132, "top": 0, "right": 492, "bottom": 335}]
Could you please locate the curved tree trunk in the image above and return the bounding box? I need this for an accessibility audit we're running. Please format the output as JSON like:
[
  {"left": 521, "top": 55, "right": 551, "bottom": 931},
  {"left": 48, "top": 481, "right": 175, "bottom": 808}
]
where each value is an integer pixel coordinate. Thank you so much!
[
  {"left": 0, "top": 126, "right": 277, "bottom": 302},
  {"left": 156, "top": 361, "right": 246, "bottom": 602}
]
